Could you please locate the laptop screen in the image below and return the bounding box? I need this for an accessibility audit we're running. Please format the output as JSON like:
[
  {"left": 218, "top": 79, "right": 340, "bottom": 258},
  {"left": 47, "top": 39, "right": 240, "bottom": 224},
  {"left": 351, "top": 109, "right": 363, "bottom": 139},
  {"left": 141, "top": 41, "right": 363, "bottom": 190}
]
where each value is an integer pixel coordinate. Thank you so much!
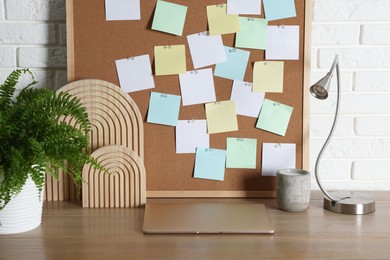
[{"left": 143, "top": 199, "right": 274, "bottom": 234}]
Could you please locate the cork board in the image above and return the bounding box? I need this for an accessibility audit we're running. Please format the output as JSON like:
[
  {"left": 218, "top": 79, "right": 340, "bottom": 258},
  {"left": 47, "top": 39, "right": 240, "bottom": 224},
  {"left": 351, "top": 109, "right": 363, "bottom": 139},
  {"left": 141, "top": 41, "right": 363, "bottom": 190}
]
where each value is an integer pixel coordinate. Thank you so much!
[{"left": 66, "top": 0, "right": 311, "bottom": 197}]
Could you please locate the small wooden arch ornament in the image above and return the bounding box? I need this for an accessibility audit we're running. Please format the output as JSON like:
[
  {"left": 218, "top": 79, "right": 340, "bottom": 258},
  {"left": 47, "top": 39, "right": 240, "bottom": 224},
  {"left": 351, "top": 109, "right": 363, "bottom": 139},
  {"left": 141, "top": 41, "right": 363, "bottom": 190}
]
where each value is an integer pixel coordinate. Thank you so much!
[{"left": 82, "top": 145, "right": 146, "bottom": 208}]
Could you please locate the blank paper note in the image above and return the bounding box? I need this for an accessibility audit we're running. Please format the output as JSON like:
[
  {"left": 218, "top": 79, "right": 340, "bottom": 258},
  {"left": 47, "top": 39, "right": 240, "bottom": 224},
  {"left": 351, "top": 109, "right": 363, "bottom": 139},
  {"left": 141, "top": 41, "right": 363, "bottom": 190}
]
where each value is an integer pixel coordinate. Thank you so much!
[
  {"left": 262, "top": 143, "right": 296, "bottom": 176},
  {"left": 179, "top": 68, "right": 216, "bottom": 106},
  {"left": 230, "top": 80, "right": 265, "bottom": 118},
  {"left": 226, "top": 138, "right": 257, "bottom": 169},
  {"left": 256, "top": 99, "right": 293, "bottom": 136},
  {"left": 151, "top": 0, "right": 188, "bottom": 36},
  {"left": 227, "top": 0, "right": 261, "bottom": 15},
  {"left": 115, "top": 54, "right": 155, "bottom": 93},
  {"left": 205, "top": 100, "right": 238, "bottom": 134},
  {"left": 263, "top": 0, "right": 296, "bottom": 21},
  {"left": 147, "top": 92, "right": 181, "bottom": 126},
  {"left": 187, "top": 31, "right": 226, "bottom": 69},
  {"left": 266, "top": 25, "right": 300, "bottom": 60},
  {"left": 253, "top": 61, "right": 284, "bottom": 93},
  {"left": 194, "top": 148, "right": 226, "bottom": 181},
  {"left": 105, "top": 0, "right": 140, "bottom": 21},
  {"left": 235, "top": 18, "right": 268, "bottom": 50},
  {"left": 214, "top": 47, "right": 250, "bottom": 81},
  {"left": 206, "top": 4, "right": 240, "bottom": 36},
  {"left": 176, "top": 120, "right": 209, "bottom": 154},
  {"left": 154, "top": 45, "right": 186, "bottom": 76}
]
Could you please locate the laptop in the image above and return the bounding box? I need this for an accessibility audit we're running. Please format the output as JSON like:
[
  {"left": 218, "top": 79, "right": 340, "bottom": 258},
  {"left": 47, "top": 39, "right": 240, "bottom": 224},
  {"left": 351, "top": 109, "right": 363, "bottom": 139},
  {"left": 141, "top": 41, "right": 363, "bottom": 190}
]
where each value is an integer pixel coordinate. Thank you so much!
[{"left": 143, "top": 199, "right": 274, "bottom": 234}]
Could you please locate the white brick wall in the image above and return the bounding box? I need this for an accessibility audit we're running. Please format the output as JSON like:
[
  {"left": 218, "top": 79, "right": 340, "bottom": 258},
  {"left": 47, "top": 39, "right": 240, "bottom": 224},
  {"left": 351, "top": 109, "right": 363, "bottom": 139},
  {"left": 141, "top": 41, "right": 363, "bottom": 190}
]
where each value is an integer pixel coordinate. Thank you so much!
[
  {"left": 311, "top": 0, "right": 390, "bottom": 190},
  {"left": 0, "top": 0, "right": 389, "bottom": 190},
  {"left": 0, "top": 0, "right": 65, "bottom": 90}
]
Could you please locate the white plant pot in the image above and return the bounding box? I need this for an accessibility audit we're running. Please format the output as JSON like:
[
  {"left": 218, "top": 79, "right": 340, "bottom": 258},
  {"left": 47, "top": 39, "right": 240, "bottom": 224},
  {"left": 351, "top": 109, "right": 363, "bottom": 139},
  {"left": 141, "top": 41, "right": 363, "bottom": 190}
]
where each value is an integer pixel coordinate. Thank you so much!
[{"left": 0, "top": 176, "right": 44, "bottom": 234}]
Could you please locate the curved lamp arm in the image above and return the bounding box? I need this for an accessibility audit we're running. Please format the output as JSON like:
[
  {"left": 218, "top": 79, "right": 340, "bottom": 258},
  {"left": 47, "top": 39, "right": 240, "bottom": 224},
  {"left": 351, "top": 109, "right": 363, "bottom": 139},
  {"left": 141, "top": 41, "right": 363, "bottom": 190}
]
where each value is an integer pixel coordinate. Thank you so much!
[{"left": 314, "top": 62, "right": 340, "bottom": 201}]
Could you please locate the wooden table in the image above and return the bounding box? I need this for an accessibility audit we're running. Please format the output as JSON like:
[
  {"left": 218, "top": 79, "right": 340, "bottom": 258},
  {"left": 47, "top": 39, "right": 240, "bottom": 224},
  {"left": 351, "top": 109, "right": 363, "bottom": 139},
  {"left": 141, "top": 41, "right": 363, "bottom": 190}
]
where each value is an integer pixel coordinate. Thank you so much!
[{"left": 1, "top": 192, "right": 389, "bottom": 259}]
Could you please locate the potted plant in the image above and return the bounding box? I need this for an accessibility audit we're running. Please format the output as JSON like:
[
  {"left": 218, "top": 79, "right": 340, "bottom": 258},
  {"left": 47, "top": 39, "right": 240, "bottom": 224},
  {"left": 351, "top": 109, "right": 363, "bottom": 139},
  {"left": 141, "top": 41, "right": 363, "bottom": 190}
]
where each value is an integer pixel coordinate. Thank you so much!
[{"left": 0, "top": 69, "right": 102, "bottom": 234}]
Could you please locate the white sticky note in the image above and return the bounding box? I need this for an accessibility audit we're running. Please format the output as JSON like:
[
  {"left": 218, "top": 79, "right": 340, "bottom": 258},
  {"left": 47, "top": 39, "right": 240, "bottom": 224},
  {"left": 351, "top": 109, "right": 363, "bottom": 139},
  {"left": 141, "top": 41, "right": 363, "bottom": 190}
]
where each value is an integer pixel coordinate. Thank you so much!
[
  {"left": 115, "top": 55, "right": 155, "bottom": 93},
  {"left": 262, "top": 143, "right": 296, "bottom": 176},
  {"left": 187, "top": 32, "right": 226, "bottom": 69},
  {"left": 266, "top": 26, "right": 300, "bottom": 60},
  {"left": 230, "top": 80, "right": 265, "bottom": 118},
  {"left": 227, "top": 0, "right": 261, "bottom": 15},
  {"left": 179, "top": 68, "right": 216, "bottom": 106},
  {"left": 105, "top": 0, "right": 141, "bottom": 21},
  {"left": 176, "top": 120, "right": 209, "bottom": 154}
]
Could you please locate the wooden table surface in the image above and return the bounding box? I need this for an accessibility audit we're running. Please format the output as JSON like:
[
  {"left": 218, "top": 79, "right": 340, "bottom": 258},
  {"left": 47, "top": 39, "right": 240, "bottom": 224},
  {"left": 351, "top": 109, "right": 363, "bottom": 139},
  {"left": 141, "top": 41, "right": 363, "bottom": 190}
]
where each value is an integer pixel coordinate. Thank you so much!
[{"left": 1, "top": 192, "right": 389, "bottom": 259}]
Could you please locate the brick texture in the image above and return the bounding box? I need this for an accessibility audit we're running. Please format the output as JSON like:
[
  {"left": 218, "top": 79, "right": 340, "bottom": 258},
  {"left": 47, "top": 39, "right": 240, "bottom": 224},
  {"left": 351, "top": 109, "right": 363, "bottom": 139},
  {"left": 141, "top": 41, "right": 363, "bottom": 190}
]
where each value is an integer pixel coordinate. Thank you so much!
[
  {"left": 0, "top": 23, "right": 56, "bottom": 44},
  {"left": 361, "top": 24, "right": 390, "bottom": 45},
  {"left": 5, "top": 0, "right": 66, "bottom": 21},
  {"left": 355, "top": 72, "right": 390, "bottom": 92},
  {"left": 313, "top": 0, "right": 390, "bottom": 21},
  {"left": 18, "top": 47, "right": 67, "bottom": 68},
  {"left": 0, "top": 47, "right": 15, "bottom": 66},
  {"left": 0, "top": 0, "right": 4, "bottom": 20}
]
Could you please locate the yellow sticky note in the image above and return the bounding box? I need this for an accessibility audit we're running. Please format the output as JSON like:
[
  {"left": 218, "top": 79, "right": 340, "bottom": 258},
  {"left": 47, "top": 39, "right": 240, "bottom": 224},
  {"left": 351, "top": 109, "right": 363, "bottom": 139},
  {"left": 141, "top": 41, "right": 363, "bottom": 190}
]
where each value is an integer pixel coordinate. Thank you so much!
[
  {"left": 205, "top": 100, "right": 238, "bottom": 134},
  {"left": 154, "top": 45, "right": 187, "bottom": 76},
  {"left": 206, "top": 4, "right": 240, "bottom": 36},
  {"left": 253, "top": 61, "right": 284, "bottom": 93}
]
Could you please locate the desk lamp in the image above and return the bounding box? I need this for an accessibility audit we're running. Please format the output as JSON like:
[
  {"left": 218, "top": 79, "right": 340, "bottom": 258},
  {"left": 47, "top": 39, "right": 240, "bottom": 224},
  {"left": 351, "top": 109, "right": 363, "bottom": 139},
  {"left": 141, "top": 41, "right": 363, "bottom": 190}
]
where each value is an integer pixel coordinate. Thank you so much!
[{"left": 310, "top": 55, "right": 375, "bottom": 214}]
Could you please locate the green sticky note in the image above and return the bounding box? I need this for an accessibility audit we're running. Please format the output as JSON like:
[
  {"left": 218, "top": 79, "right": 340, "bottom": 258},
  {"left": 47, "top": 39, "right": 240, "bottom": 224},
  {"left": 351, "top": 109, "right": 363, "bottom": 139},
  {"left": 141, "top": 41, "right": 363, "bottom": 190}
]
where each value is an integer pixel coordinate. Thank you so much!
[
  {"left": 236, "top": 17, "right": 268, "bottom": 50},
  {"left": 226, "top": 138, "right": 257, "bottom": 169},
  {"left": 152, "top": 0, "right": 188, "bottom": 36},
  {"left": 256, "top": 99, "right": 293, "bottom": 136}
]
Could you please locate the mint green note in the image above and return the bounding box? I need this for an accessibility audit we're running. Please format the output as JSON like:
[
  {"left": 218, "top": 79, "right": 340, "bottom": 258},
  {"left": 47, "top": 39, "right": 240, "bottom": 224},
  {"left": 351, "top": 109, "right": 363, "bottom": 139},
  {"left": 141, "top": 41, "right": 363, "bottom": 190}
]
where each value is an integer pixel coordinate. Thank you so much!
[
  {"left": 152, "top": 0, "right": 188, "bottom": 36},
  {"left": 256, "top": 99, "right": 293, "bottom": 136},
  {"left": 235, "top": 17, "right": 268, "bottom": 50},
  {"left": 226, "top": 138, "right": 257, "bottom": 169}
]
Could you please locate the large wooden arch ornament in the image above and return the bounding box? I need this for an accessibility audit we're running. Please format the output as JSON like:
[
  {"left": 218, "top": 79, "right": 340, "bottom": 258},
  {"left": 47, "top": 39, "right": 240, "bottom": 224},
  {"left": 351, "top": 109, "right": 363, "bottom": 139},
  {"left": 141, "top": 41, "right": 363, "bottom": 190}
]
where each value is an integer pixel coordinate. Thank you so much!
[
  {"left": 58, "top": 79, "right": 144, "bottom": 158},
  {"left": 45, "top": 79, "right": 145, "bottom": 203}
]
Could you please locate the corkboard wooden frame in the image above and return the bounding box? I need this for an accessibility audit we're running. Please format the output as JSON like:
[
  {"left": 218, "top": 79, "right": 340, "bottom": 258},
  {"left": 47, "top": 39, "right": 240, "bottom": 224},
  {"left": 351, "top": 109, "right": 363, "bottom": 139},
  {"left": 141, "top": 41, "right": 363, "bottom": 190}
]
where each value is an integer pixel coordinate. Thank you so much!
[{"left": 66, "top": 0, "right": 311, "bottom": 198}]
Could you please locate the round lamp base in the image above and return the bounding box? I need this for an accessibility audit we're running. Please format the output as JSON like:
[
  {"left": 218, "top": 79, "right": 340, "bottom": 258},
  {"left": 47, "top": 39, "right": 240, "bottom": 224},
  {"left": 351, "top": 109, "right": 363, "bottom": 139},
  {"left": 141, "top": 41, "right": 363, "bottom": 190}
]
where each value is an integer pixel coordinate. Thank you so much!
[{"left": 323, "top": 191, "right": 375, "bottom": 215}]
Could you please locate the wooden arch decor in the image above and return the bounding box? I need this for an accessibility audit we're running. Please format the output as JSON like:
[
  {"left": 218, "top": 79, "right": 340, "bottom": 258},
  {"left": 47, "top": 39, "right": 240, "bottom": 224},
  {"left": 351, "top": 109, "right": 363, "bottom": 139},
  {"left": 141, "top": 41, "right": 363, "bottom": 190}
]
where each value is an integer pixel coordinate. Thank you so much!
[
  {"left": 44, "top": 79, "right": 144, "bottom": 201},
  {"left": 82, "top": 145, "right": 146, "bottom": 208}
]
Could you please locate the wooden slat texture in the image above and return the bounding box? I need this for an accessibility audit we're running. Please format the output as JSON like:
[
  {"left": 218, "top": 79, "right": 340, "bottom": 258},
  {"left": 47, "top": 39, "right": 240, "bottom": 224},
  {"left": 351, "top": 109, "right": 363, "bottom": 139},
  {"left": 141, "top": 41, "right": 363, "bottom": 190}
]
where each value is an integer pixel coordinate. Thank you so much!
[
  {"left": 1, "top": 192, "right": 389, "bottom": 259},
  {"left": 82, "top": 145, "right": 146, "bottom": 208},
  {"left": 45, "top": 79, "right": 144, "bottom": 201}
]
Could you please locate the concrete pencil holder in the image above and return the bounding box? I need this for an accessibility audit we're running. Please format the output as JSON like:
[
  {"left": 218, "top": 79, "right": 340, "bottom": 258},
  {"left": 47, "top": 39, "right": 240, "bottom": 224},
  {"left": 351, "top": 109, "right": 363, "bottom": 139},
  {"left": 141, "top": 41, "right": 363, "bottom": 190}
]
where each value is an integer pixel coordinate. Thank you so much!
[{"left": 276, "top": 169, "right": 311, "bottom": 212}]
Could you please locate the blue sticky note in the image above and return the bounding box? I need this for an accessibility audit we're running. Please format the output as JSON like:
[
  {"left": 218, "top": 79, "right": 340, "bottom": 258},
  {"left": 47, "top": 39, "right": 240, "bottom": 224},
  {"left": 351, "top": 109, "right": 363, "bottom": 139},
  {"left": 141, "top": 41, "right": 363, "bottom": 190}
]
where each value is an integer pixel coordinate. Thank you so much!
[
  {"left": 194, "top": 148, "right": 226, "bottom": 181},
  {"left": 147, "top": 92, "right": 181, "bottom": 126},
  {"left": 214, "top": 47, "right": 250, "bottom": 81},
  {"left": 263, "top": 0, "right": 296, "bottom": 21}
]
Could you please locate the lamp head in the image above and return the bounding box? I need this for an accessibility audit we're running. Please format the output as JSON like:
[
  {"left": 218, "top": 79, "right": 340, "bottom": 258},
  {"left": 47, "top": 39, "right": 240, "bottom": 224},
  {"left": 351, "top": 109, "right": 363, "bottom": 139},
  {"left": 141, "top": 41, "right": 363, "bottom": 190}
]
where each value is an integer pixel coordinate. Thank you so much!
[{"left": 310, "top": 72, "right": 332, "bottom": 100}]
